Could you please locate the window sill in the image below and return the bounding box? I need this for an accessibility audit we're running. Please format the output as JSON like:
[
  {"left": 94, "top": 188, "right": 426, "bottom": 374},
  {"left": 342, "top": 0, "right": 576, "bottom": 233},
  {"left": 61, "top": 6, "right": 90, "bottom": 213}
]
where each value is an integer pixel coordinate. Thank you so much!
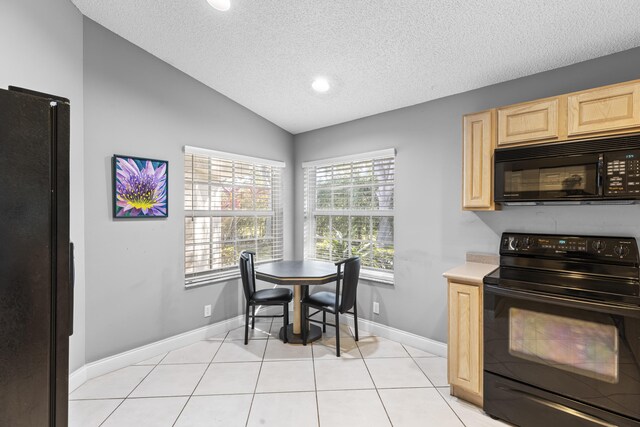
[
  {"left": 360, "top": 271, "right": 394, "bottom": 285},
  {"left": 184, "top": 268, "right": 394, "bottom": 287},
  {"left": 185, "top": 259, "right": 283, "bottom": 289},
  {"left": 185, "top": 272, "right": 241, "bottom": 289}
]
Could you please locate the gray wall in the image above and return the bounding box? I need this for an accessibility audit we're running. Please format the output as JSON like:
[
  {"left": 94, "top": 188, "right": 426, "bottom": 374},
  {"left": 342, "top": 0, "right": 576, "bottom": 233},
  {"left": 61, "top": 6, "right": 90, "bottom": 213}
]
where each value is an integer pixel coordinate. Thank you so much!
[
  {"left": 294, "top": 48, "right": 640, "bottom": 344},
  {"left": 83, "top": 19, "right": 294, "bottom": 362},
  {"left": 7, "top": 2, "right": 640, "bottom": 364},
  {"left": 1, "top": 0, "right": 87, "bottom": 372}
]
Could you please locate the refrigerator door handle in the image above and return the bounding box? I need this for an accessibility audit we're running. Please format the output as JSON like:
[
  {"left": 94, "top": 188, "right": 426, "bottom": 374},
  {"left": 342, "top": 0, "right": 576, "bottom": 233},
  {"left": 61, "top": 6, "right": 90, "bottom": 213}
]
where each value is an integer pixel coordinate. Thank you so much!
[{"left": 69, "top": 241, "right": 75, "bottom": 336}]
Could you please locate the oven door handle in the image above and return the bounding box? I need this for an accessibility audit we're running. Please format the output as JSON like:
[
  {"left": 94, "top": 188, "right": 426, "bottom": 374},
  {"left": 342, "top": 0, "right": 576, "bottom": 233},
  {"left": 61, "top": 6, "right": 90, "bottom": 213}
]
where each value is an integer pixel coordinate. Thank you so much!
[{"left": 485, "top": 284, "right": 640, "bottom": 318}]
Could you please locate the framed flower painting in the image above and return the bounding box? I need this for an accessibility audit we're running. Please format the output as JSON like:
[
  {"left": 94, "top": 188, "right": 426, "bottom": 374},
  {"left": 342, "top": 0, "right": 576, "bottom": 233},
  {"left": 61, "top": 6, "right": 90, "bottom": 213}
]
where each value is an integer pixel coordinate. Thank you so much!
[{"left": 112, "top": 155, "right": 168, "bottom": 218}]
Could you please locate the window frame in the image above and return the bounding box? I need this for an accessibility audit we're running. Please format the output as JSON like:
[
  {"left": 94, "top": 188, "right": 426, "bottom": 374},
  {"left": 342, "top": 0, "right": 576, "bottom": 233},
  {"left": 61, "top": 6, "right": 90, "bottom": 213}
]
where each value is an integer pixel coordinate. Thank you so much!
[
  {"left": 184, "top": 146, "right": 285, "bottom": 288},
  {"left": 303, "top": 149, "right": 396, "bottom": 284}
]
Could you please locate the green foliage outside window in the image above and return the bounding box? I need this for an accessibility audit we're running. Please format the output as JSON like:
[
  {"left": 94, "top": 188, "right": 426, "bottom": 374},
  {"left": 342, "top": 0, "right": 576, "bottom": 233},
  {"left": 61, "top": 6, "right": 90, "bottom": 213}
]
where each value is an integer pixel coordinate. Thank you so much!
[{"left": 306, "top": 156, "right": 395, "bottom": 276}]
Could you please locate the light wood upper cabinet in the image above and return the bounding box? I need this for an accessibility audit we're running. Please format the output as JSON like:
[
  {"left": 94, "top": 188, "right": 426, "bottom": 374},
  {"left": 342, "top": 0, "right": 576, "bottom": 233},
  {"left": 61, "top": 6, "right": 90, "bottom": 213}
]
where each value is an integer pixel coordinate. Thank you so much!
[
  {"left": 461, "top": 78, "right": 640, "bottom": 210},
  {"left": 463, "top": 110, "right": 495, "bottom": 210},
  {"left": 448, "top": 281, "right": 482, "bottom": 404},
  {"left": 568, "top": 81, "right": 640, "bottom": 137},
  {"left": 497, "top": 97, "right": 561, "bottom": 146}
]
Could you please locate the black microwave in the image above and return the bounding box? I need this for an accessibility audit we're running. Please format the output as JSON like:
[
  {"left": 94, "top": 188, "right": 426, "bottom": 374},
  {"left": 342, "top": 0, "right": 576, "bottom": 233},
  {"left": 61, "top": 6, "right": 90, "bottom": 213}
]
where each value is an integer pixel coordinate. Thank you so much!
[{"left": 494, "top": 134, "right": 640, "bottom": 205}]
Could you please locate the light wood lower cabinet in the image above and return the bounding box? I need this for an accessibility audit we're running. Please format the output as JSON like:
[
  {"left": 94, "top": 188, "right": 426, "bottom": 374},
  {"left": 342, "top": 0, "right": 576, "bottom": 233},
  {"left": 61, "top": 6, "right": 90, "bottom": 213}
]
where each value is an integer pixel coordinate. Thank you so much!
[
  {"left": 463, "top": 110, "right": 496, "bottom": 211},
  {"left": 448, "top": 280, "right": 483, "bottom": 407},
  {"left": 568, "top": 81, "right": 640, "bottom": 137}
]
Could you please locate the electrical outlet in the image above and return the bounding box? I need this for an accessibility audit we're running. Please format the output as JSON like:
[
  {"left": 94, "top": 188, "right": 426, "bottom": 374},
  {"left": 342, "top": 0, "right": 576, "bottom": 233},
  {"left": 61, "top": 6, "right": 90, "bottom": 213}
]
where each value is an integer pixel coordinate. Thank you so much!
[
  {"left": 204, "top": 304, "right": 212, "bottom": 318},
  {"left": 373, "top": 301, "right": 380, "bottom": 315}
]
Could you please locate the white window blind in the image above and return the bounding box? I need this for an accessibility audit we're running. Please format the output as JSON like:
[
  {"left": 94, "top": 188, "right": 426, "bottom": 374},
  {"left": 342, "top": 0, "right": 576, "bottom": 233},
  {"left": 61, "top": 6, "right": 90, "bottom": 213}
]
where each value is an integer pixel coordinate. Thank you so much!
[
  {"left": 184, "top": 149, "right": 284, "bottom": 287},
  {"left": 304, "top": 150, "right": 395, "bottom": 283}
]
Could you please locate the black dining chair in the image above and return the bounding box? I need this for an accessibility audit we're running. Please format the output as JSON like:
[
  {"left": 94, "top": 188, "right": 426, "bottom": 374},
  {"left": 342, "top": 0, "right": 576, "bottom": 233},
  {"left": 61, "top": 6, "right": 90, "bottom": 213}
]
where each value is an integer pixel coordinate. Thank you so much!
[
  {"left": 301, "top": 257, "right": 361, "bottom": 356},
  {"left": 239, "top": 251, "right": 293, "bottom": 345}
]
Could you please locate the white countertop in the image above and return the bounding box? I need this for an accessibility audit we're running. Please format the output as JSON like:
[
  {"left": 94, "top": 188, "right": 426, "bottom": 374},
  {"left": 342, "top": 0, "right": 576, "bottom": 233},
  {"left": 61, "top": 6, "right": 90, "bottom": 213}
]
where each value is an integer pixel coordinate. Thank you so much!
[{"left": 442, "top": 262, "right": 498, "bottom": 285}]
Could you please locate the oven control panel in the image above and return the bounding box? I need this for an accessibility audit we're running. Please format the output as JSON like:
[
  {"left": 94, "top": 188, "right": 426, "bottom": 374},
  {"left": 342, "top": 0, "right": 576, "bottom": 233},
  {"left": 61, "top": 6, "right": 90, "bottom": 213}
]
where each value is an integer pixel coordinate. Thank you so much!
[
  {"left": 604, "top": 150, "right": 640, "bottom": 196},
  {"left": 501, "top": 233, "right": 638, "bottom": 261}
]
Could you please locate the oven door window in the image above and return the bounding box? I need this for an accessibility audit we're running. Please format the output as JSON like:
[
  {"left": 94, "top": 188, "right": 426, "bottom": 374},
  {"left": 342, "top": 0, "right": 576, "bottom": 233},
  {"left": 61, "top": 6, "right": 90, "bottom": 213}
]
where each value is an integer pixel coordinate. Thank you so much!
[
  {"left": 509, "top": 307, "right": 618, "bottom": 383},
  {"left": 497, "top": 154, "right": 601, "bottom": 201}
]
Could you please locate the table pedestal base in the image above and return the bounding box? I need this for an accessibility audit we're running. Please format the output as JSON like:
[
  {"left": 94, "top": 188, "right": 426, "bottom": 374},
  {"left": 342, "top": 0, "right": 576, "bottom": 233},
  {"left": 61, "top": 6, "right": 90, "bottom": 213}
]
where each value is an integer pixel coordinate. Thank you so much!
[{"left": 279, "top": 324, "right": 322, "bottom": 344}]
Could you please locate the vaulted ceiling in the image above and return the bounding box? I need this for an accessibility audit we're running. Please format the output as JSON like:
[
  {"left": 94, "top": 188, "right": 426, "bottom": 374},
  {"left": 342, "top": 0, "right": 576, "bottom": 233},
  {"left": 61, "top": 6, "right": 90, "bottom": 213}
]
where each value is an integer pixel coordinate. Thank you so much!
[{"left": 72, "top": 0, "right": 640, "bottom": 134}]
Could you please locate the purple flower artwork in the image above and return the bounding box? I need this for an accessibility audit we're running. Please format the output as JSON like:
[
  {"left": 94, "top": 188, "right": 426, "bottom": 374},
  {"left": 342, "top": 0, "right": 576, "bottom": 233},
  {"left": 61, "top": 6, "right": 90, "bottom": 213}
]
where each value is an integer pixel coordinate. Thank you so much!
[{"left": 113, "top": 155, "right": 168, "bottom": 218}]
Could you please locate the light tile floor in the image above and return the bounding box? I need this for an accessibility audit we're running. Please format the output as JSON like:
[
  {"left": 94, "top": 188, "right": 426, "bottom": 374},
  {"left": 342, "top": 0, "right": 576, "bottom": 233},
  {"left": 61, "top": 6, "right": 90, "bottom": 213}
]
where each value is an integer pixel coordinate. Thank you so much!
[{"left": 69, "top": 318, "right": 509, "bottom": 426}]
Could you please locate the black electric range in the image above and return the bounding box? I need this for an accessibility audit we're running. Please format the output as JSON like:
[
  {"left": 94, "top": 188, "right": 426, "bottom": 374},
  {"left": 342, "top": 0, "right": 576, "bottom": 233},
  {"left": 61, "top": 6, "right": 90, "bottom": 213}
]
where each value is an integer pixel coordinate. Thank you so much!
[{"left": 484, "top": 233, "right": 640, "bottom": 427}]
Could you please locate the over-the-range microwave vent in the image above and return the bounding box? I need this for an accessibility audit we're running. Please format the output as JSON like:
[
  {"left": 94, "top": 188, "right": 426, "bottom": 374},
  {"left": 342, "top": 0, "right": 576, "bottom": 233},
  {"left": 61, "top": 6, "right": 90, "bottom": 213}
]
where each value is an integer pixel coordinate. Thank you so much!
[
  {"left": 495, "top": 133, "right": 640, "bottom": 162},
  {"left": 502, "top": 200, "right": 639, "bottom": 206}
]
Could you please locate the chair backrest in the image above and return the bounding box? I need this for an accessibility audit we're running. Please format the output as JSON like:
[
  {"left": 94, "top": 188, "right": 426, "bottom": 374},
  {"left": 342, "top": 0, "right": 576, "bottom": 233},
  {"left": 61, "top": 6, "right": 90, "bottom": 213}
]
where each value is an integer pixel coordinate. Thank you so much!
[
  {"left": 239, "top": 251, "right": 256, "bottom": 301},
  {"left": 338, "top": 257, "right": 361, "bottom": 313}
]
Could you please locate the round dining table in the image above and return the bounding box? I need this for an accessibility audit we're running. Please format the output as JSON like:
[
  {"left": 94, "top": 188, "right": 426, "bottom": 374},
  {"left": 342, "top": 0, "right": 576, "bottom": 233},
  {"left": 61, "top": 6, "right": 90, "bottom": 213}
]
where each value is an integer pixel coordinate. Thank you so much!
[{"left": 255, "top": 260, "right": 337, "bottom": 344}]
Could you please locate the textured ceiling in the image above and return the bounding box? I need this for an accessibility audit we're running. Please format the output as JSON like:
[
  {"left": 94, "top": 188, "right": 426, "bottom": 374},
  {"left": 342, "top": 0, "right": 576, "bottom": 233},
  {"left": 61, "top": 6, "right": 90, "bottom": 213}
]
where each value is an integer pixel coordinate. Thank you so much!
[{"left": 72, "top": 0, "right": 640, "bottom": 134}]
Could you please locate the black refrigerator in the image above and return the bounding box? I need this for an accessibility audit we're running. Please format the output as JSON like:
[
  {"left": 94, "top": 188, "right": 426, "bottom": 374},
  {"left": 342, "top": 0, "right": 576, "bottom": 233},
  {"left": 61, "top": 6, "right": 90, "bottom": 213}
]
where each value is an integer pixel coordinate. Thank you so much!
[{"left": 0, "top": 86, "right": 73, "bottom": 426}]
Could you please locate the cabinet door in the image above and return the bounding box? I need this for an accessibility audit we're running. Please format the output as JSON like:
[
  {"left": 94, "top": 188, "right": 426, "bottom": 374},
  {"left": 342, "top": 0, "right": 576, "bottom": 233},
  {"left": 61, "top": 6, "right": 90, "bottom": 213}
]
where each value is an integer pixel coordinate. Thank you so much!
[
  {"left": 497, "top": 98, "right": 560, "bottom": 146},
  {"left": 463, "top": 110, "right": 495, "bottom": 210},
  {"left": 448, "top": 282, "right": 482, "bottom": 396},
  {"left": 568, "top": 81, "right": 640, "bottom": 136}
]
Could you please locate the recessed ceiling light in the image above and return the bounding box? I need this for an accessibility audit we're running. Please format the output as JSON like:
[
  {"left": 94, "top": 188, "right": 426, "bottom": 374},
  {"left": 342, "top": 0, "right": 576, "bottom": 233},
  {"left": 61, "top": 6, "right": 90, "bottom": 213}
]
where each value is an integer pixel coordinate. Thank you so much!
[
  {"left": 312, "top": 77, "right": 331, "bottom": 93},
  {"left": 207, "top": 0, "right": 230, "bottom": 11}
]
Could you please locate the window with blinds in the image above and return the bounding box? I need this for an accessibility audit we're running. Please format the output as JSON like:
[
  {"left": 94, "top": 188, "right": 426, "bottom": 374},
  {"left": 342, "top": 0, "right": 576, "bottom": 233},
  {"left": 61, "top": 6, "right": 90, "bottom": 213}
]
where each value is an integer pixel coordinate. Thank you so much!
[
  {"left": 184, "top": 149, "right": 284, "bottom": 286},
  {"left": 303, "top": 150, "right": 395, "bottom": 283}
]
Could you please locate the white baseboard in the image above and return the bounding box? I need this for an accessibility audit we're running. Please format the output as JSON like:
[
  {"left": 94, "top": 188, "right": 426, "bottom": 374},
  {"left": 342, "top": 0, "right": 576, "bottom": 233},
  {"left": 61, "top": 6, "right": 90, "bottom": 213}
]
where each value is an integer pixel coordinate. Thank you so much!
[
  {"left": 342, "top": 314, "right": 448, "bottom": 358},
  {"left": 69, "top": 312, "right": 447, "bottom": 392},
  {"left": 69, "top": 365, "right": 88, "bottom": 392},
  {"left": 68, "top": 315, "right": 244, "bottom": 392}
]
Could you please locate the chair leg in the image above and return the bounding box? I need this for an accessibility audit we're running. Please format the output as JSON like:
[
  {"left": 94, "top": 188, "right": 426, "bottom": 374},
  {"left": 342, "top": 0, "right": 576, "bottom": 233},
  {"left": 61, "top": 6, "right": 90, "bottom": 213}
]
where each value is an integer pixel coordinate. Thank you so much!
[
  {"left": 353, "top": 302, "right": 359, "bottom": 342},
  {"left": 283, "top": 303, "right": 289, "bottom": 343},
  {"left": 251, "top": 306, "right": 256, "bottom": 329},
  {"left": 300, "top": 298, "right": 306, "bottom": 343},
  {"left": 322, "top": 310, "right": 326, "bottom": 333},
  {"left": 244, "top": 303, "right": 250, "bottom": 345},
  {"left": 302, "top": 304, "right": 308, "bottom": 345},
  {"left": 335, "top": 311, "right": 341, "bottom": 357}
]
